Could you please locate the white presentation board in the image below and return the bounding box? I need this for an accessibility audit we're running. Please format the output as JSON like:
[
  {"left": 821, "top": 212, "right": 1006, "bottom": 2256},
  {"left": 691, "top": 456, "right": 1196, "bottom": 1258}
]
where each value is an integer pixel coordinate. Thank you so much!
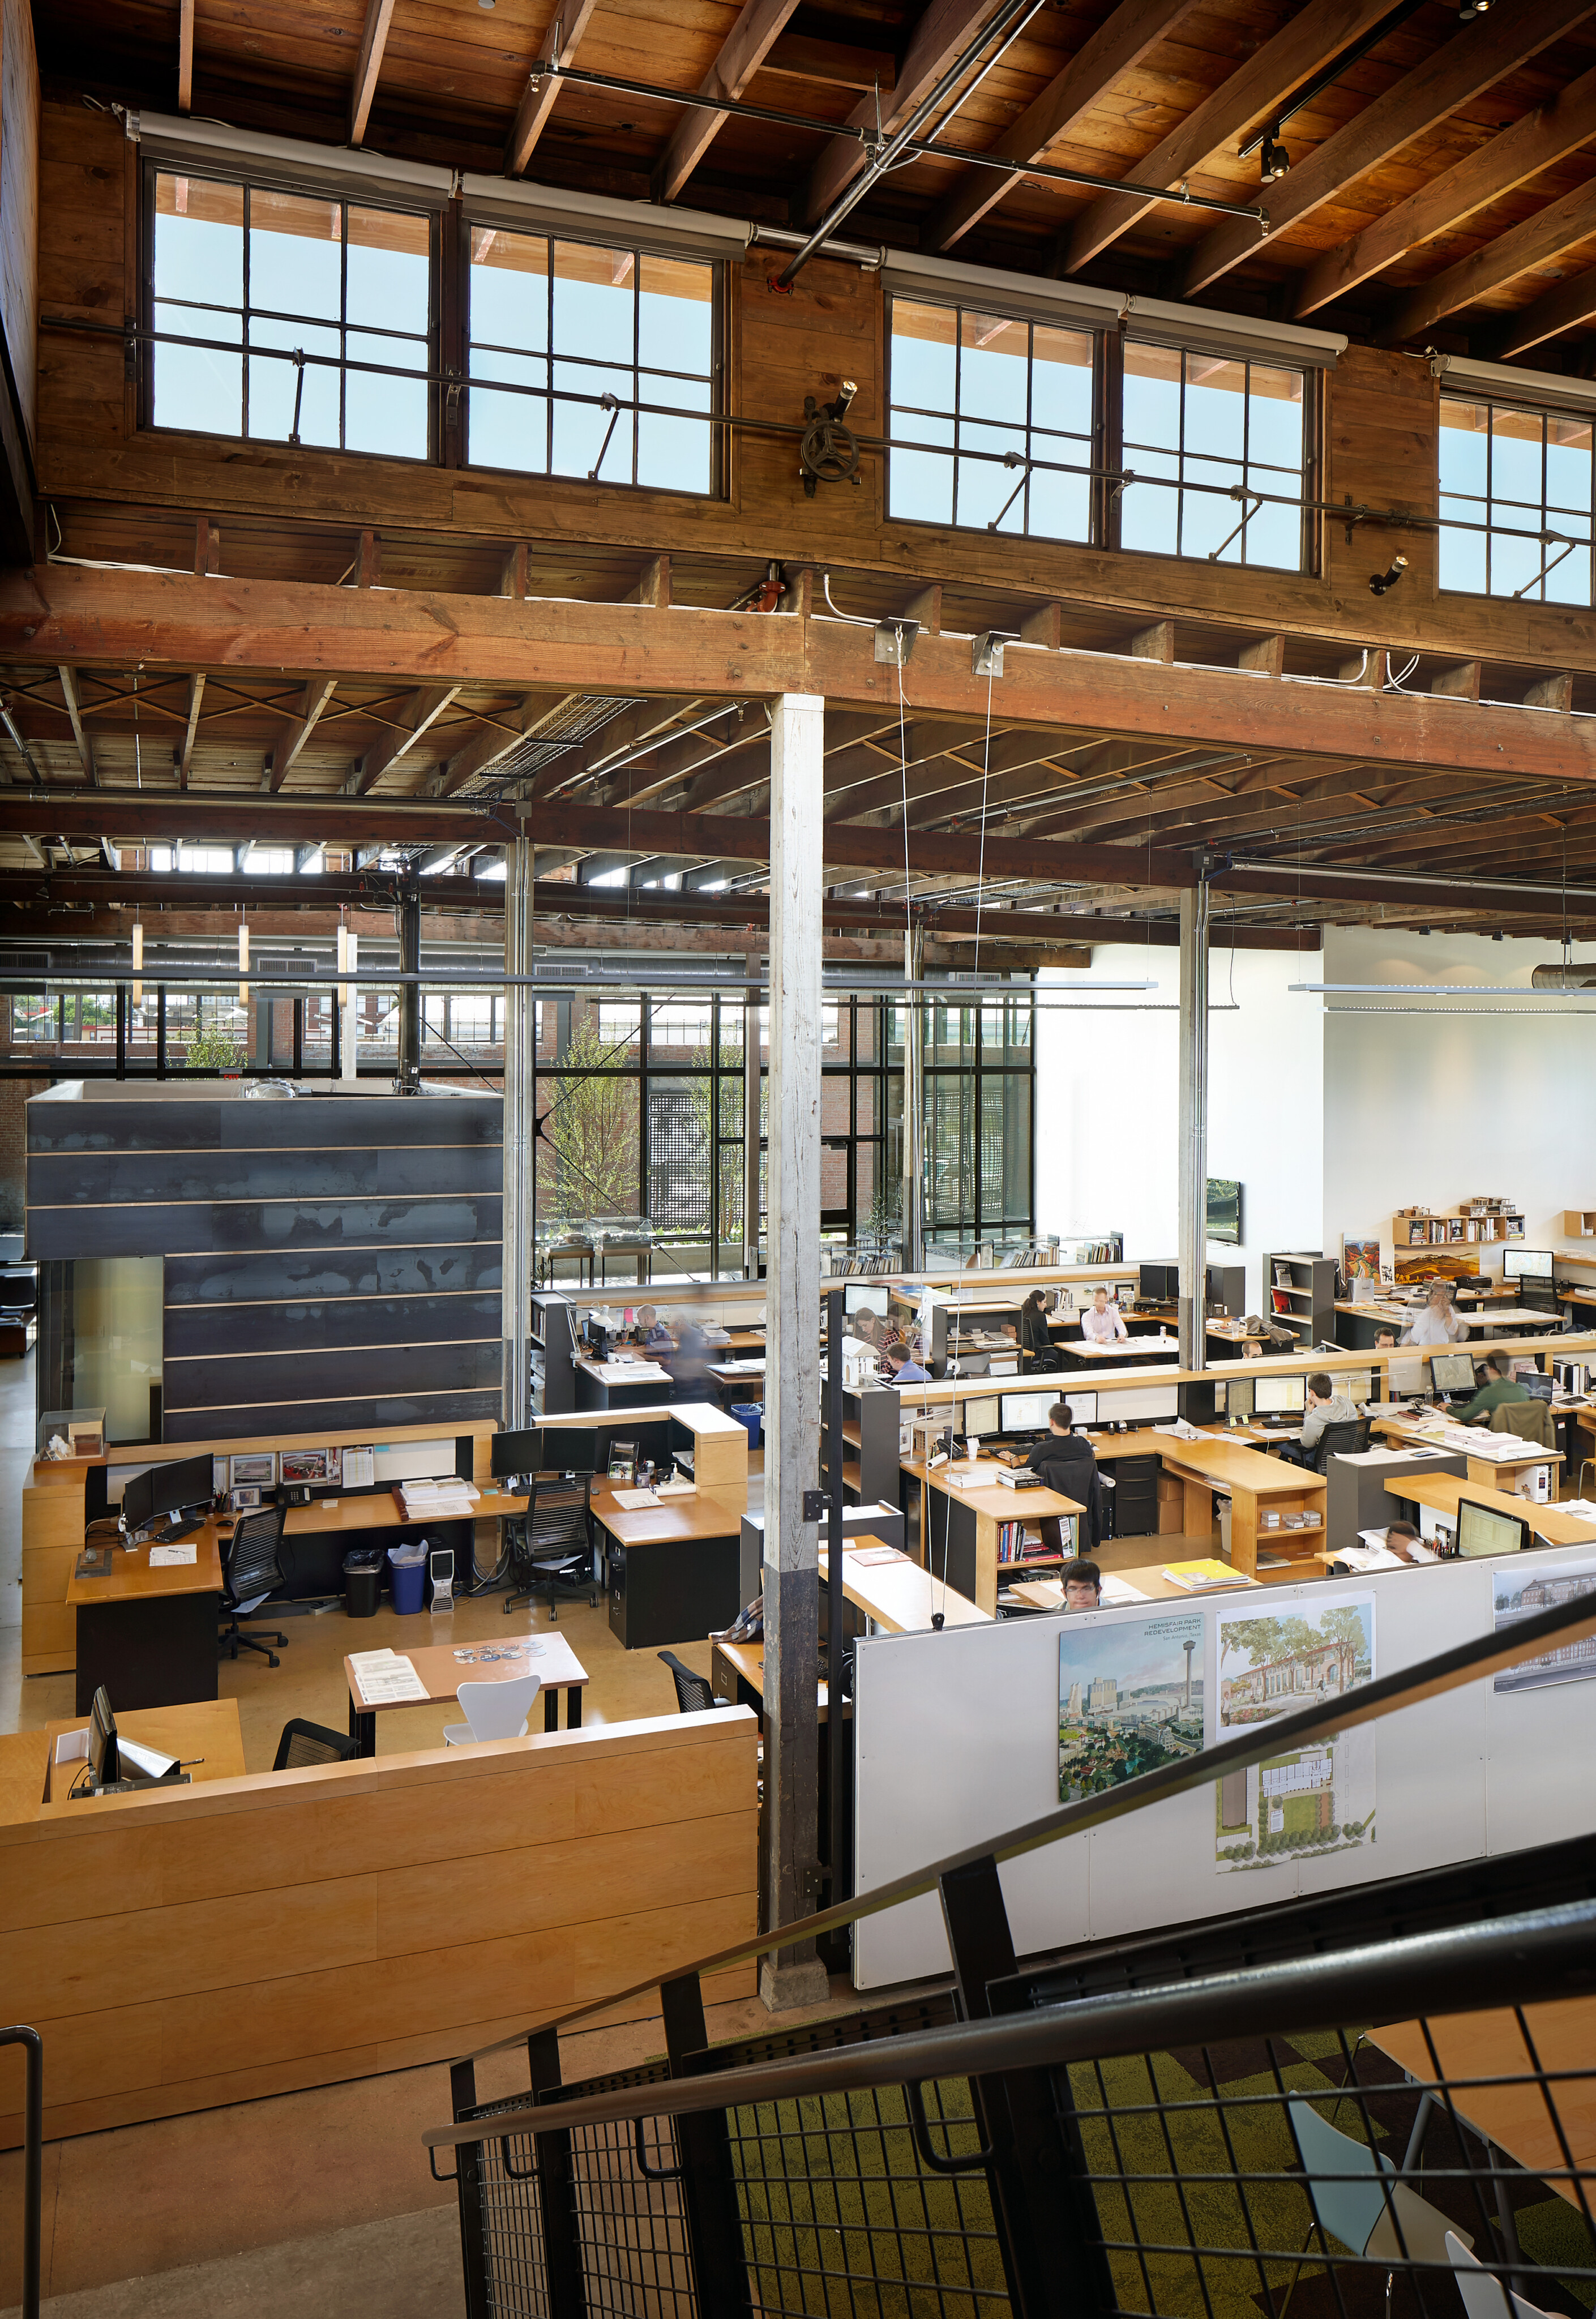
[{"left": 850, "top": 1552, "right": 1596, "bottom": 1989}]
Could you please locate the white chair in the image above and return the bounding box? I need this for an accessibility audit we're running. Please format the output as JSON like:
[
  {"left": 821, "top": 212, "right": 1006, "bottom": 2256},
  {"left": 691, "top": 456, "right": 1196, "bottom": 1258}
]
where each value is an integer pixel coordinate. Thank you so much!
[
  {"left": 1283, "top": 2098, "right": 1470, "bottom": 2313},
  {"left": 1446, "top": 2231, "right": 1555, "bottom": 2319},
  {"left": 442, "top": 1672, "right": 541, "bottom": 1747}
]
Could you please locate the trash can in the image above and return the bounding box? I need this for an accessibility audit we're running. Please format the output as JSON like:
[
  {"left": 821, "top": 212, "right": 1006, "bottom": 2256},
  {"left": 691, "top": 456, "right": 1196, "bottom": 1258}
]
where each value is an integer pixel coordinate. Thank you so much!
[
  {"left": 343, "top": 1546, "right": 384, "bottom": 1618},
  {"left": 729, "top": 1401, "right": 763, "bottom": 1449},
  {"left": 388, "top": 1540, "right": 428, "bottom": 1616}
]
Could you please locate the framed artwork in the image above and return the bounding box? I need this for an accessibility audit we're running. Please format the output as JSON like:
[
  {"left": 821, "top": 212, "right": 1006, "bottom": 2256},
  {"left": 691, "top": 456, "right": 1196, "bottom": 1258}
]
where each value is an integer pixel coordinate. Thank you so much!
[{"left": 230, "top": 1452, "right": 276, "bottom": 1488}]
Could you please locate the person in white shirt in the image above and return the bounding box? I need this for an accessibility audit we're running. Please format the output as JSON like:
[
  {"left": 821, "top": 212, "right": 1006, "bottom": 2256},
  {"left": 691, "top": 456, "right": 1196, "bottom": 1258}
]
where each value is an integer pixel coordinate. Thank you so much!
[
  {"left": 1080, "top": 1287, "right": 1128, "bottom": 1344},
  {"left": 1400, "top": 1284, "right": 1468, "bottom": 1346}
]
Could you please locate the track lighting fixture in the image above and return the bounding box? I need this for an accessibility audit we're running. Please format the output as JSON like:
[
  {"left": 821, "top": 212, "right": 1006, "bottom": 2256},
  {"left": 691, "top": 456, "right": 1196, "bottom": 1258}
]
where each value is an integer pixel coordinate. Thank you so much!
[
  {"left": 1259, "top": 129, "right": 1290, "bottom": 184},
  {"left": 1370, "top": 553, "right": 1409, "bottom": 596},
  {"left": 1458, "top": 0, "right": 1489, "bottom": 19}
]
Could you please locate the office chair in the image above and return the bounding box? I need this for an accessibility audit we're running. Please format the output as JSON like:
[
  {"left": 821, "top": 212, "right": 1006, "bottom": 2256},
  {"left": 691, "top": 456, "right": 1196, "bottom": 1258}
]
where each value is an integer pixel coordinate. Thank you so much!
[
  {"left": 443, "top": 1673, "right": 541, "bottom": 1746},
  {"left": 1491, "top": 1400, "right": 1557, "bottom": 1451},
  {"left": 220, "top": 1505, "right": 289, "bottom": 1666},
  {"left": 1313, "top": 1418, "right": 1371, "bottom": 1473},
  {"left": 273, "top": 1719, "right": 357, "bottom": 1771},
  {"left": 504, "top": 1475, "right": 598, "bottom": 1622},
  {"left": 658, "top": 1650, "right": 728, "bottom": 1713}
]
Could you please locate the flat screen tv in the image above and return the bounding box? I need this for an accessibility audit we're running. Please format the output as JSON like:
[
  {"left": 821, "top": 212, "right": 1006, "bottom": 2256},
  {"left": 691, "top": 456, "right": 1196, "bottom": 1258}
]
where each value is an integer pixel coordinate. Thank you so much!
[{"left": 1206, "top": 1178, "right": 1243, "bottom": 1246}]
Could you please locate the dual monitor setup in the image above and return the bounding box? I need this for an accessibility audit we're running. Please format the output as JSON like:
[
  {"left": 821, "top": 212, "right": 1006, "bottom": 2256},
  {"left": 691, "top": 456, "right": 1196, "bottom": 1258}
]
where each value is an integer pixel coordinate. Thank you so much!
[
  {"left": 955, "top": 1384, "right": 1181, "bottom": 1440},
  {"left": 118, "top": 1450, "right": 218, "bottom": 1543}
]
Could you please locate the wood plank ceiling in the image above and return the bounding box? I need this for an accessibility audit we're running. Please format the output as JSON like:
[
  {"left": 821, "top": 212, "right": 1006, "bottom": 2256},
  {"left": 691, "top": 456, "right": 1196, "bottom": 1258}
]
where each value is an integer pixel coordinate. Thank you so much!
[
  {"left": 29, "top": 0, "right": 1596, "bottom": 945},
  {"left": 44, "top": 0, "right": 1596, "bottom": 356}
]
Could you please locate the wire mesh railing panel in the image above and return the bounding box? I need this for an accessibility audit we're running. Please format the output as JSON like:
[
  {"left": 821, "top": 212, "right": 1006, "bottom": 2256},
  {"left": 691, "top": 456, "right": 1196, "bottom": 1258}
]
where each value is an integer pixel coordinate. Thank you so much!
[
  {"left": 477, "top": 2129, "right": 551, "bottom": 2319},
  {"left": 568, "top": 2113, "right": 697, "bottom": 2319},
  {"left": 726, "top": 2077, "right": 1011, "bottom": 2319},
  {"left": 1060, "top": 2013, "right": 1596, "bottom": 2319}
]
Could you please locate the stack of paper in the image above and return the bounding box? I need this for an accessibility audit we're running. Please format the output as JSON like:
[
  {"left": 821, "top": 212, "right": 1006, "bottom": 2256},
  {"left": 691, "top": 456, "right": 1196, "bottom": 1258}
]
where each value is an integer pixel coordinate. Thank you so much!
[
  {"left": 591, "top": 1360, "right": 673, "bottom": 1386},
  {"left": 610, "top": 1486, "right": 660, "bottom": 1510},
  {"left": 1099, "top": 1575, "right": 1149, "bottom": 1605},
  {"left": 349, "top": 1648, "right": 429, "bottom": 1705},
  {"left": 1162, "top": 1559, "right": 1242, "bottom": 1592},
  {"left": 148, "top": 1541, "right": 198, "bottom": 1567},
  {"left": 398, "top": 1477, "right": 480, "bottom": 1520}
]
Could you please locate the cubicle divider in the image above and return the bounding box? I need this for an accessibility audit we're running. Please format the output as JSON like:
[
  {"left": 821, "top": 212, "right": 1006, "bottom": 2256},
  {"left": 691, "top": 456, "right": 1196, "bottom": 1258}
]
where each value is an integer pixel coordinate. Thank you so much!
[{"left": 849, "top": 1546, "right": 1596, "bottom": 1989}]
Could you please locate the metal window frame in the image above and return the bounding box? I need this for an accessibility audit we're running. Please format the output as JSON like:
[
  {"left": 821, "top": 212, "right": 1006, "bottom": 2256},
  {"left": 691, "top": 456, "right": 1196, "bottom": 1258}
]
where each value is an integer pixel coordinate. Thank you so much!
[
  {"left": 1117, "top": 336, "right": 1313, "bottom": 575},
  {"left": 1438, "top": 389, "right": 1596, "bottom": 607},
  {"left": 140, "top": 155, "right": 440, "bottom": 461}
]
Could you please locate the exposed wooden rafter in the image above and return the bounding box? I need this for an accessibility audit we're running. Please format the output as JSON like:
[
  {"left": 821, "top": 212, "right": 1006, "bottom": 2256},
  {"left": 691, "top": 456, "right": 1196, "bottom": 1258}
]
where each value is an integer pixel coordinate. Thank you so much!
[
  {"left": 505, "top": 0, "right": 604, "bottom": 176},
  {"left": 348, "top": 683, "right": 462, "bottom": 796},
  {"left": 176, "top": 674, "right": 205, "bottom": 789},
  {"left": 177, "top": 0, "right": 195, "bottom": 112},
  {"left": 1383, "top": 176, "right": 1596, "bottom": 345},
  {"left": 267, "top": 677, "right": 336, "bottom": 793},
  {"left": 349, "top": 0, "right": 397, "bottom": 147},
  {"left": 804, "top": 0, "right": 1011, "bottom": 225},
  {"left": 652, "top": 0, "right": 805, "bottom": 203},
  {"left": 57, "top": 666, "right": 92, "bottom": 783}
]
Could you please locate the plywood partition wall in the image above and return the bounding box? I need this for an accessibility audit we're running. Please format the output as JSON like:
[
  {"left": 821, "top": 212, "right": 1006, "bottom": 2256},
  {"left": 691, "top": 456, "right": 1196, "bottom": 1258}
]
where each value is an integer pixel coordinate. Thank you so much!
[{"left": 0, "top": 1708, "right": 758, "bottom": 2146}]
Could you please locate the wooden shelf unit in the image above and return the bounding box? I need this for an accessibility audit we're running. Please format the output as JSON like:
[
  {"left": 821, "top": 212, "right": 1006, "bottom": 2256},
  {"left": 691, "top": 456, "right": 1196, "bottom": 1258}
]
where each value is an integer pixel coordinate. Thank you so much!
[
  {"left": 1381, "top": 1207, "right": 1525, "bottom": 1282},
  {"left": 1564, "top": 1211, "right": 1596, "bottom": 1242},
  {"left": 1264, "top": 1253, "right": 1337, "bottom": 1347}
]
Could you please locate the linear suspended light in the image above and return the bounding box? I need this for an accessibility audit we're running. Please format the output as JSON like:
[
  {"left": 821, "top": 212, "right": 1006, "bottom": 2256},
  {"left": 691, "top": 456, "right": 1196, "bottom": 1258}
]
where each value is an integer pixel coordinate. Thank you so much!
[
  {"left": 237, "top": 919, "right": 249, "bottom": 1007},
  {"left": 131, "top": 915, "right": 143, "bottom": 1009},
  {"left": 1292, "top": 983, "right": 1590, "bottom": 995}
]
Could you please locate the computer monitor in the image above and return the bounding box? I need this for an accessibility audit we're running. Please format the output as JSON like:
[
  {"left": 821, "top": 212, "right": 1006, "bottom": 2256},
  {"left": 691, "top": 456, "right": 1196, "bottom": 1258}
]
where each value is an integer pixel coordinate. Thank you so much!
[
  {"left": 844, "top": 1283, "right": 889, "bottom": 1319},
  {"left": 1107, "top": 1384, "right": 1181, "bottom": 1423},
  {"left": 151, "top": 1451, "right": 216, "bottom": 1520},
  {"left": 1388, "top": 1355, "right": 1428, "bottom": 1400},
  {"left": 1504, "top": 1249, "right": 1554, "bottom": 1283},
  {"left": 120, "top": 1466, "right": 155, "bottom": 1534},
  {"left": 1001, "top": 1389, "right": 1058, "bottom": 1432},
  {"left": 1139, "top": 1262, "right": 1178, "bottom": 1301},
  {"left": 491, "top": 1427, "right": 543, "bottom": 1479},
  {"left": 1430, "top": 1351, "right": 1477, "bottom": 1395},
  {"left": 1255, "top": 1375, "right": 1306, "bottom": 1416},
  {"left": 1457, "top": 1496, "right": 1529, "bottom": 1559},
  {"left": 1222, "top": 1375, "right": 1255, "bottom": 1421},
  {"left": 89, "top": 1684, "right": 119, "bottom": 1788},
  {"left": 961, "top": 1395, "right": 1000, "bottom": 1437},
  {"left": 1063, "top": 1390, "right": 1097, "bottom": 1428}
]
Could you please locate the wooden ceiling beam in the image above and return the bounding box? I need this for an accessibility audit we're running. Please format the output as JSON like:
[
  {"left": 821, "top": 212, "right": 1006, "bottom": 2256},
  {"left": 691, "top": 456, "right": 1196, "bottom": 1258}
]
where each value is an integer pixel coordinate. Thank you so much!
[
  {"left": 1474, "top": 256, "right": 1596, "bottom": 360},
  {"left": 177, "top": 674, "right": 206, "bottom": 789},
  {"left": 177, "top": 0, "right": 195, "bottom": 112},
  {"left": 56, "top": 666, "right": 92, "bottom": 784},
  {"left": 1294, "top": 63, "right": 1596, "bottom": 318},
  {"left": 804, "top": 0, "right": 1013, "bottom": 225},
  {"left": 1383, "top": 174, "right": 1596, "bottom": 344},
  {"left": 506, "top": 0, "right": 604, "bottom": 176},
  {"left": 923, "top": 0, "right": 1203, "bottom": 253},
  {"left": 348, "top": 0, "right": 397, "bottom": 147},
  {"left": 266, "top": 677, "right": 336, "bottom": 793},
  {"left": 653, "top": 0, "right": 806, "bottom": 203},
  {"left": 347, "top": 684, "right": 461, "bottom": 797},
  {"left": 1178, "top": 0, "right": 1596, "bottom": 300},
  {"left": 1061, "top": 0, "right": 1398, "bottom": 276},
  {"left": 426, "top": 692, "right": 579, "bottom": 799}
]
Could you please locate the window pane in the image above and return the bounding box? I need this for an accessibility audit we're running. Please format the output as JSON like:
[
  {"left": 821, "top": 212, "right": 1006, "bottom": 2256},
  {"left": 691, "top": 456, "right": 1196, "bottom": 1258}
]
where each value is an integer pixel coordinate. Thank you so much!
[
  {"left": 346, "top": 206, "right": 429, "bottom": 335},
  {"left": 889, "top": 298, "right": 1090, "bottom": 544},
  {"left": 1123, "top": 340, "right": 1305, "bottom": 571},
  {"left": 1440, "top": 393, "right": 1595, "bottom": 602},
  {"left": 250, "top": 189, "right": 342, "bottom": 322}
]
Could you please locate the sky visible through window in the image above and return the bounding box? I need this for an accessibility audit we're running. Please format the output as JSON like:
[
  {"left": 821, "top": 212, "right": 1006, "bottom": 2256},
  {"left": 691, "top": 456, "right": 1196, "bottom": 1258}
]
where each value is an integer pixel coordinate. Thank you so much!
[{"left": 1439, "top": 396, "right": 1593, "bottom": 603}]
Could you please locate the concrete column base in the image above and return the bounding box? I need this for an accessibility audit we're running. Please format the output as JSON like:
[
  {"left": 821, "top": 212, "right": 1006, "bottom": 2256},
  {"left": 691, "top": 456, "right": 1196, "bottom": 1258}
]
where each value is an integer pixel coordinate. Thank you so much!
[{"left": 760, "top": 1953, "right": 831, "bottom": 2013}]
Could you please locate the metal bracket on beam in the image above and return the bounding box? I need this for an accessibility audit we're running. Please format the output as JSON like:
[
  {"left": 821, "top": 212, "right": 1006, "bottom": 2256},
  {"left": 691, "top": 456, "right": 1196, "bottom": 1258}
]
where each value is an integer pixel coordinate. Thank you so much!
[
  {"left": 874, "top": 619, "right": 918, "bottom": 667},
  {"left": 972, "top": 631, "right": 1019, "bottom": 678}
]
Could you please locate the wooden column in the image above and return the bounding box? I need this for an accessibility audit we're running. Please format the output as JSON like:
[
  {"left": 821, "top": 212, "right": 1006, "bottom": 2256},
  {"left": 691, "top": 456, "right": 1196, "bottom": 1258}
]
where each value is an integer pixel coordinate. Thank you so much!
[
  {"left": 1177, "top": 876, "right": 1210, "bottom": 1371},
  {"left": 503, "top": 836, "right": 533, "bottom": 1429},
  {"left": 760, "top": 691, "right": 828, "bottom": 2010}
]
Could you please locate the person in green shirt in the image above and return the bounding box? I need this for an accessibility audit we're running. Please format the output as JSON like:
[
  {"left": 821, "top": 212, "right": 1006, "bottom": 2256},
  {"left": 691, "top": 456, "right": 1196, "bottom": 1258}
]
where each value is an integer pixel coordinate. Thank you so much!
[{"left": 1458, "top": 1354, "right": 1528, "bottom": 1424}]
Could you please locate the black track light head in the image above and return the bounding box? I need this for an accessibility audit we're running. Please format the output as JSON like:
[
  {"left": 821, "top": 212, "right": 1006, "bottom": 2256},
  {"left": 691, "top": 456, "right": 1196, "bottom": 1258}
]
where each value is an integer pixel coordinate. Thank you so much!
[
  {"left": 1260, "top": 131, "right": 1290, "bottom": 183},
  {"left": 1370, "top": 553, "right": 1409, "bottom": 596}
]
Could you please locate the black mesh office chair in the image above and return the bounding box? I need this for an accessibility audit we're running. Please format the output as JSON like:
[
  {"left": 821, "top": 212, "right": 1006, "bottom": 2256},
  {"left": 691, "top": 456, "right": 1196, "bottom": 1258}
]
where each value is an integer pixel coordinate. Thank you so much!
[
  {"left": 658, "top": 1651, "right": 728, "bottom": 1713},
  {"left": 1313, "top": 1418, "right": 1371, "bottom": 1473},
  {"left": 220, "top": 1504, "right": 289, "bottom": 1666},
  {"left": 504, "top": 1475, "right": 598, "bottom": 1622},
  {"left": 273, "top": 1719, "right": 357, "bottom": 1770}
]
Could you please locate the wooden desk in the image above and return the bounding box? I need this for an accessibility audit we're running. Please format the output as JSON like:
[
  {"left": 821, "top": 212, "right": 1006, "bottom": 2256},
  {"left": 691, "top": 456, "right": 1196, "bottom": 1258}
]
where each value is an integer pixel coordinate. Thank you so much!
[
  {"left": 1150, "top": 1436, "right": 1327, "bottom": 1582},
  {"left": 1008, "top": 1559, "right": 1262, "bottom": 1610},
  {"left": 281, "top": 1484, "right": 530, "bottom": 1537},
  {"left": 1383, "top": 1471, "right": 1596, "bottom": 1548},
  {"left": 1370, "top": 1411, "right": 1561, "bottom": 1491},
  {"left": 66, "top": 1525, "right": 226, "bottom": 1715},
  {"left": 1062, "top": 1335, "right": 1182, "bottom": 1368},
  {"left": 590, "top": 1481, "right": 746, "bottom": 1649},
  {"left": 41, "top": 1698, "right": 246, "bottom": 1802},
  {"left": 344, "top": 1631, "right": 589, "bottom": 1753},
  {"left": 540, "top": 1401, "right": 750, "bottom": 1508},
  {"left": 1370, "top": 2007, "right": 1596, "bottom": 2209},
  {"left": 912, "top": 1458, "right": 1084, "bottom": 1614},
  {"left": 574, "top": 1355, "right": 679, "bottom": 1410},
  {"left": 711, "top": 1636, "right": 832, "bottom": 1720},
  {"left": 819, "top": 1538, "right": 994, "bottom": 1633}
]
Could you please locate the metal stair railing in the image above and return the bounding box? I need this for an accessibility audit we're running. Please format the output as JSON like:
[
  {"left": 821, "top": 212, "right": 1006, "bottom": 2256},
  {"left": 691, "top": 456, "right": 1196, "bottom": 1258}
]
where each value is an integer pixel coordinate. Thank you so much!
[
  {"left": 1, "top": 2026, "right": 42, "bottom": 2319},
  {"left": 425, "top": 1583, "right": 1596, "bottom": 2319}
]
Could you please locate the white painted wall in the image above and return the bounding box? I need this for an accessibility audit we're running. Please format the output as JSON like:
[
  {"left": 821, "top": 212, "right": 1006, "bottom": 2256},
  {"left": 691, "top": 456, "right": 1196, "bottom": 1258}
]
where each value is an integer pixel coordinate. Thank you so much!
[
  {"left": 1034, "top": 945, "right": 1325, "bottom": 1314},
  {"left": 1320, "top": 925, "right": 1596, "bottom": 1277}
]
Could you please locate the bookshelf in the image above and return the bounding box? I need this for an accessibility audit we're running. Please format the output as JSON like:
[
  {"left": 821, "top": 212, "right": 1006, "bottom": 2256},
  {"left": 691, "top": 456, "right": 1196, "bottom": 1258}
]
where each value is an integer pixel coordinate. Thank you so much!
[
  {"left": 1564, "top": 1211, "right": 1596, "bottom": 1242},
  {"left": 1265, "top": 1253, "right": 1337, "bottom": 1347},
  {"left": 1379, "top": 1204, "right": 1525, "bottom": 1283}
]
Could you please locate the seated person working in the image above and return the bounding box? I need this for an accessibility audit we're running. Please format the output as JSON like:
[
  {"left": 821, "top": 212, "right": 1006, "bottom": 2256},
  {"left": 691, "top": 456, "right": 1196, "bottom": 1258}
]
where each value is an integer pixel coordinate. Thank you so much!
[
  {"left": 1278, "top": 1372, "right": 1355, "bottom": 1467},
  {"left": 1457, "top": 1353, "right": 1526, "bottom": 1424},
  {"left": 1019, "top": 1289, "right": 1055, "bottom": 1365},
  {"left": 883, "top": 1341, "right": 931, "bottom": 1385},
  {"left": 1080, "top": 1287, "right": 1128, "bottom": 1344},
  {"left": 635, "top": 1304, "right": 674, "bottom": 1349},
  {"left": 1060, "top": 1559, "right": 1102, "bottom": 1611},
  {"left": 1025, "top": 1404, "right": 1104, "bottom": 1551}
]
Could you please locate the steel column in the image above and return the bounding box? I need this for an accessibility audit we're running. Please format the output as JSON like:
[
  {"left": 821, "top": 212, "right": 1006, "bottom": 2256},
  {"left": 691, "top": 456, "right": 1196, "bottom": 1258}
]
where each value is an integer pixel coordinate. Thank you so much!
[
  {"left": 902, "top": 925, "right": 924, "bottom": 1268},
  {"left": 397, "top": 879, "right": 421, "bottom": 1086},
  {"left": 1177, "top": 875, "right": 1211, "bottom": 1371},
  {"left": 503, "top": 838, "right": 533, "bottom": 1430},
  {"left": 743, "top": 951, "right": 761, "bottom": 1278},
  {"left": 761, "top": 692, "right": 828, "bottom": 2010}
]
